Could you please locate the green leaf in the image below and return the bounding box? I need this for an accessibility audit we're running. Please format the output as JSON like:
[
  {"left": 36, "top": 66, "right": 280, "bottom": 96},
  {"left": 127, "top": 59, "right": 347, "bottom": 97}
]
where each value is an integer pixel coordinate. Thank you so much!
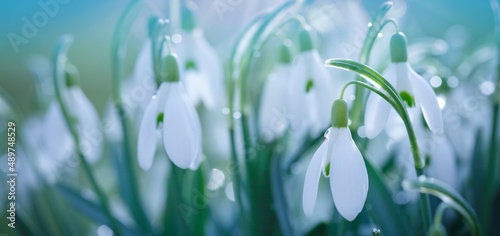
[
  {"left": 56, "top": 184, "right": 142, "bottom": 236},
  {"left": 270, "top": 155, "right": 294, "bottom": 235},
  {"left": 402, "top": 177, "right": 481, "bottom": 236},
  {"left": 364, "top": 157, "right": 413, "bottom": 236}
]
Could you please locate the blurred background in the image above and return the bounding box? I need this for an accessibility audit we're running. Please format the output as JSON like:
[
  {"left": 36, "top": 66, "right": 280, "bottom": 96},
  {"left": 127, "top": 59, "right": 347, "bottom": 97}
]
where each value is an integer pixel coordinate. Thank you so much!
[{"left": 0, "top": 0, "right": 495, "bottom": 115}]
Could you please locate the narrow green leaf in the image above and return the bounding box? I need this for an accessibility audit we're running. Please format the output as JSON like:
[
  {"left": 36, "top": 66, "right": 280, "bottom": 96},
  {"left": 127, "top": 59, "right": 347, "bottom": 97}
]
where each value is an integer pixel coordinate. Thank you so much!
[
  {"left": 270, "top": 155, "right": 294, "bottom": 236},
  {"left": 56, "top": 184, "right": 142, "bottom": 236},
  {"left": 364, "top": 157, "right": 414, "bottom": 236},
  {"left": 402, "top": 177, "right": 481, "bottom": 236}
]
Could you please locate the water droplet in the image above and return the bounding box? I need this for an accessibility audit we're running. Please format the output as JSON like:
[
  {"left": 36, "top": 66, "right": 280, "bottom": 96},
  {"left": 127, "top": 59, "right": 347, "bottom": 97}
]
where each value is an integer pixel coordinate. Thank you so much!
[
  {"left": 367, "top": 22, "right": 372, "bottom": 27},
  {"left": 357, "top": 126, "right": 366, "bottom": 138},
  {"left": 377, "top": 33, "right": 383, "bottom": 38},
  {"left": 222, "top": 107, "right": 230, "bottom": 115},
  {"left": 233, "top": 111, "right": 242, "bottom": 119},
  {"left": 225, "top": 182, "right": 235, "bottom": 201},
  {"left": 207, "top": 169, "right": 225, "bottom": 191},
  {"left": 323, "top": 127, "right": 332, "bottom": 139},
  {"left": 447, "top": 76, "right": 459, "bottom": 88},
  {"left": 172, "top": 34, "right": 182, "bottom": 44},
  {"left": 430, "top": 76, "right": 442, "bottom": 88},
  {"left": 480, "top": 81, "right": 495, "bottom": 96}
]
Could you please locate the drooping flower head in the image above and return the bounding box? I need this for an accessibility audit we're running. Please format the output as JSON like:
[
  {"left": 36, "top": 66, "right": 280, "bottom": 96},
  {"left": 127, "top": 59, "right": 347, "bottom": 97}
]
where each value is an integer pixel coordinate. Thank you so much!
[
  {"left": 364, "top": 32, "right": 443, "bottom": 139},
  {"left": 288, "top": 26, "right": 335, "bottom": 134},
  {"left": 43, "top": 64, "right": 102, "bottom": 164},
  {"left": 170, "top": 6, "right": 225, "bottom": 110},
  {"left": 303, "top": 99, "right": 368, "bottom": 221},
  {"left": 137, "top": 53, "right": 202, "bottom": 171}
]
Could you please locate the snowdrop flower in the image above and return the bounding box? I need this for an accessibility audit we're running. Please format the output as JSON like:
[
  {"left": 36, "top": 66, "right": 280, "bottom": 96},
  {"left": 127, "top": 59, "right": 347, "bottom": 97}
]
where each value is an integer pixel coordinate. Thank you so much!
[
  {"left": 364, "top": 32, "right": 443, "bottom": 139},
  {"left": 303, "top": 99, "right": 368, "bottom": 221},
  {"left": 43, "top": 64, "right": 102, "bottom": 164},
  {"left": 137, "top": 54, "right": 202, "bottom": 171},
  {"left": 258, "top": 43, "right": 292, "bottom": 142},
  {"left": 170, "top": 7, "right": 224, "bottom": 109},
  {"left": 287, "top": 26, "right": 335, "bottom": 134}
]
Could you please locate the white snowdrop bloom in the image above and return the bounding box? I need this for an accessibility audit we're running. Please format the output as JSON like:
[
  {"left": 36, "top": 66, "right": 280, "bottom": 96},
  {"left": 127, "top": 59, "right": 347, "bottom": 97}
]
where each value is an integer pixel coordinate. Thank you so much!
[
  {"left": 287, "top": 27, "right": 335, "bottom": 134},
  {"left": 427, "top": 136, "right": 458, "bottom": 191},
  {"left": 43, "top": 65, "right": 102, "bottom": 164},
  {"left": 365, "top": 32, "right": 443, "bottom": 139},
  {"left": 137, "top": 54, "right": 202, "bottom": 171},
  {"left": 170, "top": 7, "right": 224, "bottom": 110},
  {"left": 258, "top": 43, "right": 292, "bottom": 142},
  {"left": 303, "top": 99, "right": 368, "bottom": 221}
]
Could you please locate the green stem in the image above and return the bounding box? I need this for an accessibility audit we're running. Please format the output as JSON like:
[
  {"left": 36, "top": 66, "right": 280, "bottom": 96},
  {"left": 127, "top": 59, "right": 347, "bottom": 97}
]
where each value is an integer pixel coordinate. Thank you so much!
[
  {"left": 433, "top": 202, "right": 449, "bottom": 226},
  {"left": 340, "top": 80, "right": 395, "bottom": 108},
  {"left": 482, "top": 1, "right": 500, "bottom": 234},
  {"left": 325, "top": 59, "right": 432, "bottom": 232},
  {"left": 53, "top": 36, "right": 122, "bottom": 236},
  {"left": 351, "top": 2, "right": 394, "bottom": 130},
  {"left": 110, "top": 0, "right": 153, "bottom": 233}
]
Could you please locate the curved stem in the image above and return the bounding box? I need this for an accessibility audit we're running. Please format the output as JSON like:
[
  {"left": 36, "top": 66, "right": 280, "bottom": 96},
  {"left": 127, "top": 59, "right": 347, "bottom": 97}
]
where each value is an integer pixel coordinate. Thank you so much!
[
  {"left": 380, "top": 18, "right": 399, "bottom": 33},
  {"left": 433, "top": 202, "right": 449, "bottom": 226},
  {"left": 340, "top": 80, "right": 395, "bottom": 108},
  {"left": 110, "top": 0, "right": 153, "bottom": 233},
  {"left": 325, "top": 59, "right": 432, "bottom": 231},
  {"left": 53, "top": 36, "right": 122, "bottom": 236}
]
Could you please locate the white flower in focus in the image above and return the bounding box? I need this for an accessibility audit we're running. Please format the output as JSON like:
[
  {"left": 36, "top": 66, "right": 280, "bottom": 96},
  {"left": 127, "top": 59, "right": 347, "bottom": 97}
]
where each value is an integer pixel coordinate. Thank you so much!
[
  {"left": 258, "top": 43, "right": 292, "bottom": 142},
  {"left": 137, "top": 54, "right": 202, "bottom": 171},
  {"left": 171, "top": 7, "right": 224, "bottom": 109},
  {"left": 303, "top": 99, "right": 368, "bottom": 221},
  {"left": 365, "top": 32, "right": 443, "bottom": 139},
  {"left": 288, "top": 27, "right": 335, "bottom": 134},
  {"left": 43, "top": 65, "right": 102, "bottom": 164}
]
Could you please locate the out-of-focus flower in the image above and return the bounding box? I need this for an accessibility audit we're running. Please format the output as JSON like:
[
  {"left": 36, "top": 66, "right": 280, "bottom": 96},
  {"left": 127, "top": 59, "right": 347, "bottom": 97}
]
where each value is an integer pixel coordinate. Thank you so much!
[
  {"left": 137, "top": 54, "right": 202, "bottom": 170},
  {"left": 258, "top": 43, "right": 292, "bottom": 142},
  {"left": 43, "top": 65, "right": 102, "bottom": 164},
  {"left": 288, "top": 26, "right": 335, "bottom": 134},
  {"left": 303, "top": 99, "right": 368, "bottom": 221},
  {"left": 365, "top": 32, "right": 443, "bottom": 139},
  {"left": 171, "top": 7, "right": 225, "bottom": 110}
]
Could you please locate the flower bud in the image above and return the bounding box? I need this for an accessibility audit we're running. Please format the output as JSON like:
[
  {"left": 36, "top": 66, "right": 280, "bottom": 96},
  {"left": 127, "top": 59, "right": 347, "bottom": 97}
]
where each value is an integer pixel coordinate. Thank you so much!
[
  {"left": 331, "top": 99, "right": 348, "bottom": 128},
  {"left": 161, "top": 54, "right": 180, "bottom": 82},
  {"left": 299, "top": 27, "right": 314, "bottom": 52},
  {"left": 390, "top": 32, "right": 408, "bottom": 63}
]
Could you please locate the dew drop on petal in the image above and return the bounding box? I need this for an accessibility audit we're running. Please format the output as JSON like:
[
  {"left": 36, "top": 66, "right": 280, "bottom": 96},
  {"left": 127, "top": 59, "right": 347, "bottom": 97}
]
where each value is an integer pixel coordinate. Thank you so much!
[
  {"left": 377, "top": 33, "right": 383, "bottom": 38},
  {"left": 323, "top": 127, "right": 332, "bottom": 139},
  {"left": 349, "top": 95, "right": 356, "bottom": 101},
  {"left": 207, "top": 168, "right": 225, "bottom": 191},
  {"left": 367, "top": 22, "right": 372, "bottom": 27}
]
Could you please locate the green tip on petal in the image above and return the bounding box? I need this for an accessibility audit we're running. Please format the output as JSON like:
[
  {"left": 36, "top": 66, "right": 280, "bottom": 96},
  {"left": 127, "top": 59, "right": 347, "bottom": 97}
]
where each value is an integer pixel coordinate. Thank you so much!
[
  {"left": 65, "top": 63, "right": 80, "bottom": 87},
  {"left": 399, "top": 91, "right": 415, "bottom": 107},
  {"left": 428, "top": 224, "right": 447, "bottom": 236},
  {"left": 182, "top": 7, "right": 196, "bottom": 32},
  {"left": 157, "top": 112, "right": 164, "bottom": 127},
  {"left": 306, "top": 79, "right": 314, "bottom": 92},
  {"left": 331, "top": 99, "right": 349, "bottom": 128},
  {"left": 390, "top": 32, "right": 408, "bottom": 63},
  {"left": 161, "top": 54, "right": 180, "bottom": 82},
  {"left": 279, "top": 43, "right": 292, "bottom": 64},
  {"left": 299, "top": 27, "right": 314, "bottom": 52}
]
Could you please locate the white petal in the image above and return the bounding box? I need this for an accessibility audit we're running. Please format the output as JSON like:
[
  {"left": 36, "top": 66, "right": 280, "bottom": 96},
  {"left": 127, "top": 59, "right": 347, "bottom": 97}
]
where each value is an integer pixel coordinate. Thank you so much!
[
  {"left": 303, "top": 138, "right": 329, "bottom": 217},
  {"left": 137, "top": 95, "right": 159, "bottom": 171},
  {"left": 163, "top": 82, "right": 202, "bottom": 169},
  {"left": 43, "top": 101, "right": 74, "bottom": 162},
  {"left": 365, "top": 63, "right": 398, "bottom": 139},
  {"left": 407, "top": 65, "right": 443, "bottom": 133},
  {"left": 133, "top": 40, "right": 156, "bottom": 94},
  {"left": 287, "top": 57, "right": 309, "bottom": 130},
  {"left": 258, "top": 65, "right": 289, "bottom": 141},
  {"left": 428, "top": 136, "right": 458, "bottom": 190},
  {"left": 69, "top": 87, "right": 103, "bottom": 164},
  {"left": 307, "top": 51, "right": 335, "bottom": 129},
  {"left": 330, "top": 128, "right": 368, "bottom": 221}
]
